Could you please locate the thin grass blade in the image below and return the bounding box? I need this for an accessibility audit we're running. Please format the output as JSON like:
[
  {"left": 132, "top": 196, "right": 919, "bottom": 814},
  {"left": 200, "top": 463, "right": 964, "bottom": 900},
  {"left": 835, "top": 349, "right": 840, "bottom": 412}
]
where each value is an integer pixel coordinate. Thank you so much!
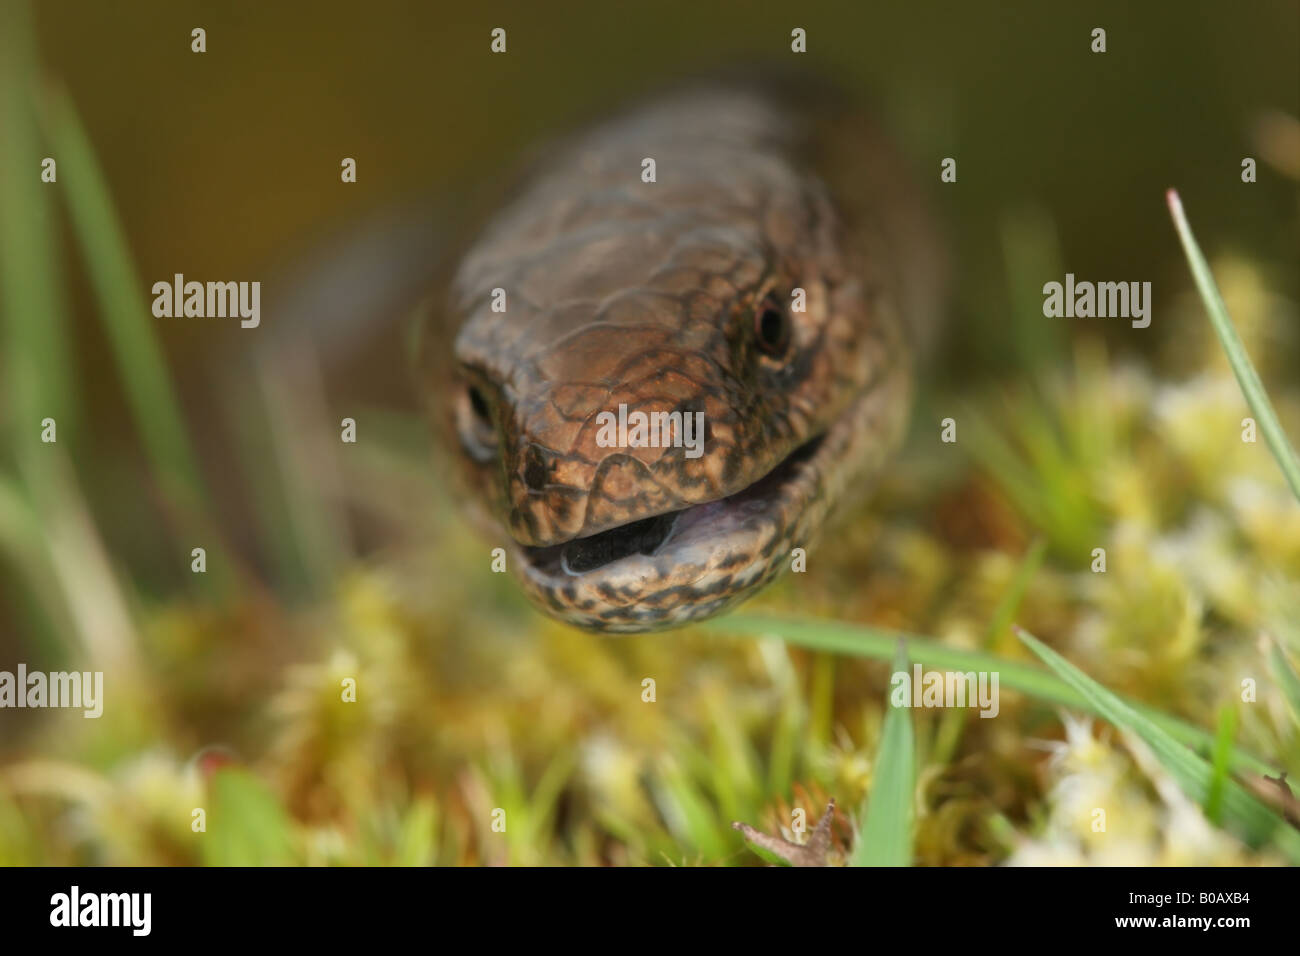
[
  {"left": 1206, "top": 705, "right": 1238, "bottom": 825},
  {"left": 40, "top": 84, "right": 231, "bottom": 591},
  {"left": 1269, "top": 639, "right": 1300, "bottom": 731},
  {"left": 704, "top": 614, "right": 1274, "bottom": 777},
  {"left": 851, "top": 640, "right": 915, "bottom": 866},
  {"left": 1166, "top": 188, "right": 1300, "bottom": 502},
  {"left": 1017, "top": 627, "right": 1300, "bottom": 860}
]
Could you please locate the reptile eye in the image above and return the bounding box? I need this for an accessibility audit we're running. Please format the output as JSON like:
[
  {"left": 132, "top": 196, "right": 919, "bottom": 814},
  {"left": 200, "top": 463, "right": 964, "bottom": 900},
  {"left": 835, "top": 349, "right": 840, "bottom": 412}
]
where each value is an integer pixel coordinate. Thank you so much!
[
  {"left": 456, "top": 382, "right": 498, "bottom": 463},
  {"left": 754, "top": 293, "right": 791, "bottom": 358},
  {"left": 468, "top": 385, "right": 491, "bottom": 426}
]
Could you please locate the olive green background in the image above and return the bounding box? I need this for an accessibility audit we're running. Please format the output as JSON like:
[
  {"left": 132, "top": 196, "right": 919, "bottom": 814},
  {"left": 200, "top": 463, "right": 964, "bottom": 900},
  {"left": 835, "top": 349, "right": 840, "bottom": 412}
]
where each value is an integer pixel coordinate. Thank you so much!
[{"left": 35, "top": 0, "right": 1298, "bottom": 366}]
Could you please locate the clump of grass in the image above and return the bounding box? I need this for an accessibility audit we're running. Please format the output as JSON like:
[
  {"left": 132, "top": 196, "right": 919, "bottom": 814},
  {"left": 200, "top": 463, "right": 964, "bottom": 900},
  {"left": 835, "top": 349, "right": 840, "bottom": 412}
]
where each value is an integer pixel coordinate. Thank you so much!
[{"left": 0, "top": 0, "right": 232, "bottom": 674}]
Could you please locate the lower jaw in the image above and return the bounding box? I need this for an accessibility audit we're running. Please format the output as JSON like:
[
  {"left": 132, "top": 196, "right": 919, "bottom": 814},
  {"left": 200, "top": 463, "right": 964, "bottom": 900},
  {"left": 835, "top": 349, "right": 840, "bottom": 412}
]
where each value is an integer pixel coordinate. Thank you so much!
[
  {"left": 513, "top": 439, "right": 832, "bottom": 633},
  {"left": 517, "top": 543, "right": 789, "bottom": 633}
]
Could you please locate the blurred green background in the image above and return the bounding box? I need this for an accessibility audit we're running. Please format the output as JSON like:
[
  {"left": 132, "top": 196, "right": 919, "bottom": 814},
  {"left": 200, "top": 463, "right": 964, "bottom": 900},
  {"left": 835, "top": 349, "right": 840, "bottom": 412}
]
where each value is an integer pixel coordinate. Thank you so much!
[{"left": 1, "top": 0, "right": 1298, "bottom": 865}]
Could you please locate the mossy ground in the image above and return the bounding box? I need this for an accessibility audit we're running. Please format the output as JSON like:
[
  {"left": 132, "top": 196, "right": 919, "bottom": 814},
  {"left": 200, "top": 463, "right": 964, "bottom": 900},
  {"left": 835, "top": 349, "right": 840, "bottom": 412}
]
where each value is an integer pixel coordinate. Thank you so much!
[{"left": 3, "top": 254, "right": 1296, "bottom": 866}]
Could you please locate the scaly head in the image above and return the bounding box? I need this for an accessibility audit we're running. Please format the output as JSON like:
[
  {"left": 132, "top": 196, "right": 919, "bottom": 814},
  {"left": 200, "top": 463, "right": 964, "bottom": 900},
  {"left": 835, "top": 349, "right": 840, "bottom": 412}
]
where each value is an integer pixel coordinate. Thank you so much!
[{"left": 437, "top": 86, "right": 916, "bottom": 632}]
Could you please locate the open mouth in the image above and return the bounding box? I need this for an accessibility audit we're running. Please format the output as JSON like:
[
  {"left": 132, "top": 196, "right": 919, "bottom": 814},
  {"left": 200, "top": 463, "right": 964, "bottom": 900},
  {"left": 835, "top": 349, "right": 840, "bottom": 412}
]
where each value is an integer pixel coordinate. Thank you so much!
[
  {"left": 559, "top": 511, "right": 681, "bottom": 575},
  {"left": 523, "top": 433, "right": 827, "bottom": 579}
]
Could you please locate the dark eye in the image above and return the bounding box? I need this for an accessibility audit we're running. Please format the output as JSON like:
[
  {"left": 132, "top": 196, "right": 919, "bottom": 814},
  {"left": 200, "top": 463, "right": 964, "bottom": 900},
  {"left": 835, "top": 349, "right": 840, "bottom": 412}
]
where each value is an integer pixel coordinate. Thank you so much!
[
  {"left": 468, "top": 385, "right": 491, "bottom": 426},
  {"left": 754, "top": 293, "right": 791, "bottom": 358},
  {"left": 456, "top": 382, "right": 498, "bottom": 462}
]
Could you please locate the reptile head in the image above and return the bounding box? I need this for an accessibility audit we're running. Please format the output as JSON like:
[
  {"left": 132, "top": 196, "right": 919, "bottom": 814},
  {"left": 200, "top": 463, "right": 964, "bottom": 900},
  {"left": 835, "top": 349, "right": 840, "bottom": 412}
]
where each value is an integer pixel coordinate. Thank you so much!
[{"left": 436, "top": 86, "right": 922, "bottom": 632}]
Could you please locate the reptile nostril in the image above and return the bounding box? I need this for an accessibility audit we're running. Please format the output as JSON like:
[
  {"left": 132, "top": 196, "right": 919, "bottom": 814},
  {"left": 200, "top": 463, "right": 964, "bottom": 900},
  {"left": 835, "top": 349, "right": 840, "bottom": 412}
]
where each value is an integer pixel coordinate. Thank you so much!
[{"left": 523, "top": 445, "right": 550, "bottom": 491}]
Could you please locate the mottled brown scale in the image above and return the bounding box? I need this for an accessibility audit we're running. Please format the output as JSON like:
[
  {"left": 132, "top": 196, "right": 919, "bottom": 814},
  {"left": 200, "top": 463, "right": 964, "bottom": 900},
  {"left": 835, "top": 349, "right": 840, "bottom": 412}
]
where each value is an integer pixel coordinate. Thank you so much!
[{"left": 428, "top": 80, "right": 944, "bottom": 632}]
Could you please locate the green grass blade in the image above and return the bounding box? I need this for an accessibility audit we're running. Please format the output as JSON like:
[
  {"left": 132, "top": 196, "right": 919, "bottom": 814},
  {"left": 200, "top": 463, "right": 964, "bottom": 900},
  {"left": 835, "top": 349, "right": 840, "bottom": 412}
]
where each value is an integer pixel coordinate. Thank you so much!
[
  {"left": 0, "top": 0, "right": 77, "bottom": 439},
  {"left": 758, "top": 640, "right": 801, "bottom": 797},
  {"left": 1167, "top": 188, "right": 1300, "bottom": 502},
  {"left": 809, "top": 651, "right": 835, "bottom": 748},
  {"left": 39, "top": 84, "right": 231, "bottom": 590},
  {"left": 1016, "top": 627, "right": 1300, "bottom": 860},
  {"left": 999, "top": 206, "right": 1067, "bottom": 371},
  {"left": 0, "top": 477, "right": 75, "bottom": 661},
  {"left": 201, "top": 768, "right": 296, "bottom": 866},
  {"left": 983, "top": 537, "right": 1048, "bottom": 648},
  {"left": 395, "top": 797, "right": 438, "bottom": 866},
  {"left": 851, "top": 640, "right": 915, "bottom": 866},
  {"left": 525, "top": 748, "right": 577, "bottom": 850},
  {"left": 655, "top": 757, "right": 729, "bottom": 862},
  {"left": 1206, "top": 705, "right": 1238, "bottom": 825},
  {"left": 1268, "top": 639, "right": 1300, "bottom": 731},
  {"left": 703, "top": 614, "right": 1275, "bottom": 777}
]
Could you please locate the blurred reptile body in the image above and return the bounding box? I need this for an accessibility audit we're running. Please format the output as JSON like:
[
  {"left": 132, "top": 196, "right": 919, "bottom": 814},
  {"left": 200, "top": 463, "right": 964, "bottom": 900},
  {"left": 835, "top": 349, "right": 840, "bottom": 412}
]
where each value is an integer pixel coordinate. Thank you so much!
[{"left": 427, "top": 80, "right": 945, "bottom": 633}]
